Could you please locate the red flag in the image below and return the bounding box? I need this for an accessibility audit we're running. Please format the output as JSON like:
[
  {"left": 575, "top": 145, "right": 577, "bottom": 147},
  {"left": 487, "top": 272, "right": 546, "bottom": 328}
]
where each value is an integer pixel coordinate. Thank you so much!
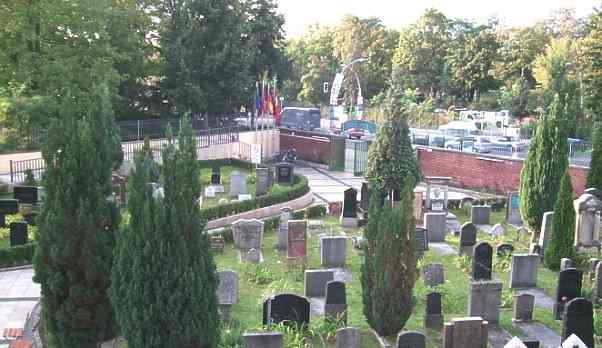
[
  {"left": 262, "top": 82, "right": 268, "bottom": 115},
  {"left": 273, "top": 83, "right": 280, "bottom": 126}
]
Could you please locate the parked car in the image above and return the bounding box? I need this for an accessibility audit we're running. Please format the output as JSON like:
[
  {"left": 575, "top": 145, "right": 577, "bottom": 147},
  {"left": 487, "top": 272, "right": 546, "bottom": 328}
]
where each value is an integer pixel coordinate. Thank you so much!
[
  {"left": 280, "top": 107, "right": 321, "bottom": 131},
  {"left": 490, "top": 136, "right": 528, "bottom": 152},
  {"left": 445, "top": 137, "right": 476, "bottom": 152}
]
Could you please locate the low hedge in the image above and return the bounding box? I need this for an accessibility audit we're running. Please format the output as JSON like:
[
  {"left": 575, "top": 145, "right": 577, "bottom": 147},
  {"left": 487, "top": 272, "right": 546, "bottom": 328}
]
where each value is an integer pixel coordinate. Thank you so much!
[
  {"left": 0, "top": 243, "right": 36, "bottom": 268},
  {"left": 198, "top": 158, "right": 253, "bottom": 171}
]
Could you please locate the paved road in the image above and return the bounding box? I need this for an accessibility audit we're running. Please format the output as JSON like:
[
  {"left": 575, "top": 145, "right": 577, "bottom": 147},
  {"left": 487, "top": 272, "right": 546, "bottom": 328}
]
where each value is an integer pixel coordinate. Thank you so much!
[{"left": 0, "top": 267, "right": 40, "bottom": 345}]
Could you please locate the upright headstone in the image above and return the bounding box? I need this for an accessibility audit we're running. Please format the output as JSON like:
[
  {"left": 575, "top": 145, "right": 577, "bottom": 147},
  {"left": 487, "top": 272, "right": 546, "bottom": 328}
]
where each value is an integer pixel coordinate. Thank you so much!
[
  {"left": 472, "top": 242, "right": 493, "bottom": 281},
  {"left": 0, "top": 199, "right": 19, "bottom": 214},
  {"left": 560, "top": 258, "right": 573, "bottom": 271},
  {"left": 562, "top": 298, "right": 594, "bottom": 348},
  {"left": 573, "top": 193, "right": 602, "bottom": 247},
  {"left": 262, "top": 293, "right": 310, "bottom": 328},
  {"left": 211, "top": 166, "right": 221, "bottom": 184},
  {"left": 506, "top": 191, "right": 522, "bottom": 225},
  {"left": 424, "top": 292, "right": 444, "bottom": 329},
  {"left": 537, "top": 211, "right": 554, "bottom": 251},
  {"left": 216, "top": 270, "right": 238, "bottom": 321},
  {"left": 396, "top": 331, "right": 426, "bottom": 348},
  {"left": 229, "top": 170, "right": 247, "bottom": 198},
  {"left": 561, "top": 334, "right": 588, "bottom": 348},
  {"left": 360, "top": 182, "right": 369, "bottom": 212},
  {"left": 509, "top": 254, "right": 539, "bottom": 288},
  {"left": 276, "top": 162, "right": 294, "bottom": 184},
  {"left": 325, "top": 281, "right": 347, "bottom": 323},
  {"left": 9, "top": 221, "right": 28, "bottom": 246},
  {"left": 425, "top": 212, "right": 446, "bottom": 242},
  {"left": 471, "top": 205, "right": 491, "bottom": 225},
  {"left": 13, "top": 186, "right": 38, "bottom": 205},
  {"left": 243, "top": 332, "right": 283, "bottom": 348},
  {"left": 512, "top": 294, "right": 535, "bottom": 322},
  {"left": 342, "top": 188, "right": 357, "bottom": 218},
  {"left": 469, "top": 280, "right": 502, "bottom": 324},
  {"left": 459, "top": 222, "right": 477, "bottom": 256},
  {"left": 554, "top": 268, "right": 583, "bottom": 320},
  {"left": 496, "top": 243, "right": 514, "bottom": 257},
  {"left": 414, "top": 190, "right": 424, "bottom": 223},
  {"left": 232, "top": 219, "right": 264, "bottom": 251},
  {"left": 335, "top": 327, "right": 360, "bottom": 348},
  {"left": 287, "top": 220, "right": 307, "bottom": 260},
  {"left": 422, "top": 263, "right": 445, "bottom": 287},
  {"left": 415, "top": 227, "right": 429, "bottom": 253},
  {"left": 277, "top": 207, "right": 292, "bottom": 250},
  {"left": 442, "top": 317, "right": 488, "bottom": 348},
  {"left": 256, "top": 167, "right": 270, "bottom": 196},
  {"left": 304, "top": 270, "right": 334, "bottom": 297},
  {"left": 320, "top": 236, "right": 347, "bottom": 267},
  {"left": 593, "top": 262, "right": 602, "bottom": 302}
]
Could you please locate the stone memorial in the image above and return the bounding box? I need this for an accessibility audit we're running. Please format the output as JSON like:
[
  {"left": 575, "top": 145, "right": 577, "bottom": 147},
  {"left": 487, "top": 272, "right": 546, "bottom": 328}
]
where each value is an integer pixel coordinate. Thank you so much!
[
  {"left": 506, "top": 192, "right": 522, "bottom": 225},
  {"left": 320, "top": 236, "right": 346, "bottom": 267},
  {"left": 211, "top": 166, "right": 221, "bottom": 184},
  {"left": 560, "top": 258, "right": 573, "bottom": 271},
  {"left": 442, "top": 317, "right": 488, "bottom": 348},
  {"left": 537, "top": 211, "right": 554, "bottom": 251},
  {"left": 13, "top": 186, "right": 38, "bottom": 205},
  {"left": 396, "top": 331, "right": 426, "bottom": 348},
  {"left": 425, "top": 177, "right": 450, "bottom": 211},
  {"left": 562, "top": 298, "right": 594, "bottom": 348},
  {"left": 335, "top": 327, "right": 360, "bottom": 348},
  {"left": 422, "top": 263, "right": 445, "bottom": 287},
  {"left": 204, "top": 186, "right": 216, "bottom": 198},
  {"left": 325, "top": 281, "right": 347, "bottom": 323},
  {"left": 593, "top": 262, "right": 602, "bottom": 301},
  {"left": 496, "top": 243, "right": 514, "bottom": 257},
  {"left": 472, "top": 242, "right": 493, "bottom": 281},
  {"left": 256, "top": 167, "right": 270, "bottom": 196},
  {"left": 232, "top": 219, "right": 264, "bottom": 251},
  {"left": 229, "top": 171, "right": 247, "bottom": 198},
  {"left": 9, "top": 221, "right": 28, "bottom": 246},
  {"left": 287, "top": 220, "right": 307, "bottom": 260},
  {"left": 512, "top": 293, "right": 535, "bottom": 322},
  {"left": 304, "top": 270, "right": 334, "bottom": 297},
  {"left": 459, "top": 222, "right": 477, "bottom": 256},
  {"left": 554, "top": 268, "right": 583, "bottom": 320},
  {"left": 469, "top": 280, "right": 502, "bottom": 324},
  {"left": 425, "top": 212, "right": 446, "bottom": 242},
  {"left": 509, "top": 254, "right": 539, "bottom": 288},
  {"left": 277, "top": 207, "right": 292, "bottom": 250},
  {"left": 360, "top": 182, "right": 369, "bottom": 213},
  {"left": 340, "top": 188, "right": 358, "bottom": 227},
  {"left": 216, "top": 270, "right": 238, "bottom": 321},
  {"left": 424, "top": 292, "right": 444, "bottom": 329},
  {"left": 243, "top": 332, "right": 283, "bottom": 348},
  {"left": 276, "top": 162, "right": 293, "bottom": 184},
  {"left": 415, "top": 227, "right": 429, "bottom": 253},
  {"left": 491, "top": 223, "right": 505, "bottom": 237},
  {"left": 471, "top": 205, "right": 491, "bottom": 225},
  {"left": 573, "top": 193, "right": 602, "bottom": 247},
  {"left": 262, "top": 293, "right": 310, "bottom": 328},
  {"left": 0, "top": 199, "right": 19, "bottom": 214}
]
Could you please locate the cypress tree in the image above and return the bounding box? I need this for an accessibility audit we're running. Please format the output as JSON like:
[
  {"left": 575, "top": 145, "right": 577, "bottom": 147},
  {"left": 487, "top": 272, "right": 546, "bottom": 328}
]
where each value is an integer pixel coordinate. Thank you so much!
[
  {"left": 110, "top": 117, "right": 219, "bottom": 347},
  {"left": 587, "top": 123, "right": 602, "bottom": 190},
  {"left": 544, "top": 169, "right": 576, "bottom": 271},
  {"left": 519, "top": 96, "right": 568, "bottom": 232},
  {"left": 33, "top": 85, "right": 121, "bottom": 347}
]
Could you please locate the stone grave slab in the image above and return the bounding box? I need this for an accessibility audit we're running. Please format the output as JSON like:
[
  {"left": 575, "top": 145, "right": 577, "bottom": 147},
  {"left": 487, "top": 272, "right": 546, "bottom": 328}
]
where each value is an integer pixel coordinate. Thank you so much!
[
  {"left": 320, "top": 236, "right": 346, "bottom": 267},
  {"left": 304, "top": 270, "right": 334, "bottom": 298},
  {"left": 510, "top": 254, "right": 539, "bottom": 289}
]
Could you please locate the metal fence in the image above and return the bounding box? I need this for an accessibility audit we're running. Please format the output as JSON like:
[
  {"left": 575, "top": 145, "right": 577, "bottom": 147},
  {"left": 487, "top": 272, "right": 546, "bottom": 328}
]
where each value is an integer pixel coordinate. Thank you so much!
[
  {"left": 9, "top": 158, "right": 45, "bottom": 184},
  {"left": 116, "top": 118, "right": 208, "bottom": 141}
]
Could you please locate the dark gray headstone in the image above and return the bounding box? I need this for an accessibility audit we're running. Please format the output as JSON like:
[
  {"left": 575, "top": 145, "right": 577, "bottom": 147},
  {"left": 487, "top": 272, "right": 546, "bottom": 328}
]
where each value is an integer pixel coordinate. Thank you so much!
[
  {"left": 513, "top": 293, "right": 534, "bottom": 322},
  {"left": 415, "top": 227, "right": 428, "bottom": 252},
  {"left": 472, "top": 242, "right": 493, "bottom": 280},
  {"left": 460, "top": 222, "right": 477, "bottom": 247},
  {"left": 256, "top": 167, "right": 270, "bottom": 196},
  {"left": 243, "top": 332, "right": 282, "bottom": 348},
  {"left": 562, "top": 298, "right": 594, "bottom": 348},
  {"left": 342, "top": 188, "right": 358, "bottom": 218},
  {"left": 424, "top": 292, "right": 444, "bottom": 329},
  {"left": 304, "top": 270, "right": 334, "bottom": 297},
  {"left": 554, "top": 268, "right": 583, "bottom": 320},
  {"left": 0, "top": 199, "right": 19, "bottom": 214},
  {"left": 13, "top": 186, "right": 38, "bottom": 205},
  {"left": 10, "top": 221, "right": 28, "bottom": 246},
  {"left": 216, "top": 270, "right": 238, "bottom": 305},
  {"left": 496, "top": 243, "right": 514, "bottom": 257},
  {"left": 276, "top": 163, "right": 293, "bottom": 184},
  {"left": 422, "top": 263, "right": 444, "bottom": 287},
  {"left": 471, "top": 205, "right": 491, "bottom": 225},
  {"left": 325, "top": 281, "right": 347, "bottom": 323},
  {"left": 396, "top": 331, "right": 426, "bottom": 348},
  {"left": 509, "top": 254, "right": 539, "bottom": 288},
  {"left": 211, "top": 166, "right": 221, "bottom": 185},
  {"left": 335, "top": 327, "right": 360, "bottom": 348},
  {"left": 262, "top": 293, "right": 310, "bottom": 328},
  {"left": 469, "top": 280, "right": 503, "bottom": 324}
]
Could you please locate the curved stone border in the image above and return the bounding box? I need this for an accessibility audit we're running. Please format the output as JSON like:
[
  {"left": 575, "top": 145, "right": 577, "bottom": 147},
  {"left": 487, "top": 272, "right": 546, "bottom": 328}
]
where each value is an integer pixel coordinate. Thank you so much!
[{"left": 207, "top": 191, "right": 314, "bottom": 230}]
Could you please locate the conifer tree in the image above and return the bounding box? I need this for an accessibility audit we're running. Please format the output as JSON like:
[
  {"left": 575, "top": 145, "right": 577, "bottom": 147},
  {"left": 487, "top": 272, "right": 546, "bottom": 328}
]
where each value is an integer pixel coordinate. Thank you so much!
[
  {"left": 544, "top": 169, "right": 576, "bottom": 270},
  {"left": 587, "top": 123, "right": 602, "bottom": 190}
]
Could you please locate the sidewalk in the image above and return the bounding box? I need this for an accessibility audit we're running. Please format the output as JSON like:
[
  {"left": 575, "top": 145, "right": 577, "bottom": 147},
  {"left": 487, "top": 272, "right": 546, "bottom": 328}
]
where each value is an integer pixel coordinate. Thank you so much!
[{"left": 0, "top": 267, "right": 40, "bottom": 346}]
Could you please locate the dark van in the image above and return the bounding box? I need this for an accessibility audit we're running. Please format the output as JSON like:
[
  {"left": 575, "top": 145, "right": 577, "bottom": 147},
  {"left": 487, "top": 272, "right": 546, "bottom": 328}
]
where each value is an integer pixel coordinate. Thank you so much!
[{"left": 280, "top": 107, "right": 321, "bottom": 131}]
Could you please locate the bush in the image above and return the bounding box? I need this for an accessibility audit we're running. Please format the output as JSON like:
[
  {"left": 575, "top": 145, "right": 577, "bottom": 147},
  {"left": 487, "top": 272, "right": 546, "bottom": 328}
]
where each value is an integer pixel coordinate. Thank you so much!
[
  {"left": 306, "top": 205, "right": 327, "bottom": 218},
  {"left": 0, "top": 243, "right": 36, "bottom": 267},
  {"left": 544, "top": 169, "right": 575, "bottom": 270}
]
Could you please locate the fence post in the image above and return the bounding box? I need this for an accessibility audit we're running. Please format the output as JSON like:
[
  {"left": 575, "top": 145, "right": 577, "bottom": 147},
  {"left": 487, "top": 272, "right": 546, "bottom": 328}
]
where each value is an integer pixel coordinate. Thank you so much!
[{"left": 9, "top": 160, "right": 13, "bottom": 183}]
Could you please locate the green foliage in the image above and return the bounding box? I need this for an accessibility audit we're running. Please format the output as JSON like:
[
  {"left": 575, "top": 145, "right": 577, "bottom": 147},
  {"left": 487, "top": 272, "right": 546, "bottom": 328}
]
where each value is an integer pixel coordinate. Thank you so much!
[
  {"left": 241, "top": 263, "right": 275, "bottom": 285},
  {"left": 587, "top": 123, "right": 602, "bottom": 190},
  {"left": 544, "top": 170, "right": 576, "bottom": 271},
  {"left": 0, "top": 243, "right": 36, "bottom": 267},
  {"left": 305, "top": 205, "right": 327, "bottom": 219},
  {"left": 23, "top": 169, "right": 36, "bottom": 186},
  {"left": 494, "top": 253, "right": 512, "bottom": 274},
  {"left": 219, "top": 321, "right": 244, "bottom": 348}
]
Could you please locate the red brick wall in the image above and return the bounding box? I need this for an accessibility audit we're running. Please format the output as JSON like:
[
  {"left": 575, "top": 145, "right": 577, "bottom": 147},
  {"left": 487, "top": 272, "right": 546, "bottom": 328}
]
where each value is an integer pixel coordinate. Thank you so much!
[
  {"left": 417, "top": 147, "right": 588, "bottom": 195},
  {"left": 280, "top": 133, "right": 331, "bottom": 164}
]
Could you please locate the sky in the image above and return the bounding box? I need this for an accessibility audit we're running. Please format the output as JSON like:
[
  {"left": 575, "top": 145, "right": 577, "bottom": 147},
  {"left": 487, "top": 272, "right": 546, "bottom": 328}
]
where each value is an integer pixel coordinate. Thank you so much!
[{"left": 279, "top": 0, "right": 600, "bottom": 37}]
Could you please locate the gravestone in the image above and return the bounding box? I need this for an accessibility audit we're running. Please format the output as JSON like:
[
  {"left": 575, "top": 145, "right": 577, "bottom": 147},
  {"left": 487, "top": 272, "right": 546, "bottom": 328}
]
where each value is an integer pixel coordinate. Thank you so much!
[
  {"left": 396, "top": 331, "right": 426, "bottom": 348},
  {"left": 0, "top": 199, "right": 19, "bottom": 214},
  {"left": 232, "top": 219, "right": 264, "bottom": 251},
  {"left": 593, "top": 262, "right": 602, "bottom": 302},
  {"left": 469, "top": 280, "right": 502, "bottom": 324},
  {"left": 506, "top": 192, "right": 523, "bottom": 225},
  {"left": 562, "top": 298, "right": 594, "bottom": 348},
  {"left": 204, "top": 186, "right": 216, "bottom": 198},
  {"left": 341, "top": 188, "right": 357, "bottom": 219},
  {"left": 13, "top": 186, "right": 38, "bottom": 205},
  {"left": 304, "top": 270, "right": 334, "bottom": 297},
  {"left": 335, "top": 327, "right": 360, "bottom": 348},
  {"left": 360, "top": 182, "right": 369, "bottom": 212},
  {"left": 229, "top": 171, "right": 247, "bottom": 198},
  {"left": 512, "top": 293, "right": 535, "bottom": 322},
  {"left": 472, "top": 242, "right": 493, "bottom": 281},
  {"left": 325, "top": 281, "right": 347, "bottom": 323},
  {"left": 415, "top": 227, "right": 429, "bottom": 253},
  {"left": 560, "top": 258, "right": 573, "bottom": 271},
  {"left": 422, "top": 263, "right": 445, "bottom": 287},
  {"left": 424, "top": 292, "right": 444, "bottom": 329},
  {"left": 497, "top": 243, "right": 514, "bottom": 257},
  {"left": 554, "top": 268, "right": 583, "bottom": 320},
  {"left": 491, "top": 223, "right": 505, "bottom": 237},
  {"left": 425, "top": 212, "right": 446, "bottom": 242},
  {"left": 287, "top": 220, "right": 307, "bottom": 259},
  {"left": 415, "top": 190, "right": 424, "bottom": 223},
  {"left": 320, "top": 236, "right": 346, "bottom": 267},
  {"left": 573, "top": 193, "right": 602, "bottom": 247},
  {"left": 243, "top": 332, "right": 283, "bottom": 348},
  {"left": 9, "top": 221, "right": 28, "bottom": 246},
  {"left": 561, "top": 334, "right": 588, "bottom": 348},
  {"left": 509, "top": 254, "right": 539, "bottom": 288},
  {"left": 216, "top": 270, "right": 238, "bottom": 321},
  {"left": 276, "top": 162, "right": 293, "bottom": 184},
  {"left": 471, "top": 205, "right": 491, "bottom": 225},
  {"left": 537, "top": 211, "right": 554, "bottom": 251},
  {"left": 211, "top": 166, "right": 221, "bottom": 184},
  {"left": 442, "top": 317, "right": 488, "bottom": 348},
  {"left": 277, "top": 207, "right": 292, "bottom": 250},
  {"left": 262, "top": 293, "right": 310, "bottom": 328},
  {"left": 256, "top": 167, "right": 270, "bottom": 196},
  {"left": 459, "top": 222, "right": 477, "bottom": 256},
  {"left": 267, "top": 167, "right": 275, "bottom": 188},
  {"left": 245, "top": 248, "right": 261, "bottom": 264}
]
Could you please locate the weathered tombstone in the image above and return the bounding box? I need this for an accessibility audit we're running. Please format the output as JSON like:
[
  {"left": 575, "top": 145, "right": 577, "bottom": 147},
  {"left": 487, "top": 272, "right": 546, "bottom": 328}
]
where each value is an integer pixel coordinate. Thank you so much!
[
  {"left": 13, "top": 186, "right": 38, "bottom": 205},
  {"left": 506, "top": 192, "right": 522, "bottom": 225},
  {"left": 562, "top": 298, "right": 594, "bottom": 348},
  {"left": 561, "top": 334, "right": 588, "bottom": 348},
  {"left": 277, "top": 207, "right": 292, "bottom": 250},
  {"left": 211, "top": 166, "right": 221, "bottom": 184},
  {"left": 325, "top": 281, "right": 347, "bottom": 323},
  {"left": 537, "top": 211, "right": 554, "bottom": 251},
  {"left": 442, "top": 317, "right": 488, "bottom": 348},
  {"left": 425, "top": 177, "right": 450, "bottom": 211},
  {"left": 469, "top": 280, "right": 502, "bottom": 324},
  {"left": 472, "top": 242, "right": 493, "bottom": 281},
  {"left": 211, "top": 235, "right": 225, "bottom": 253},
  {"left": 396, "top": 331, "right": 426, "bottom": 348},
  {"left": 560, "top": 258, "right": 573, "bottom": 271},
  {"left": 0, "top": 199, "right": 19, "bottom": 214},
  {"left": 491, "top": 223, "right": 505, "bottom": 237},
  {"left": 204, "top": 186, "right": 216, "bottom": 198},
  {"left": 304, "top": 270, "right": 334, "bottom": 297},
  {"left": 512, "top": 294, "right": 535, "bottom": 322},
  {"left": 9, "top": 221, "right": 28, "bottom": 246},
  {"left": 243, "top": 332, "right": 283, "bottom": 348},
  {"left": 232, "top": 219, "right": 264, "bottom": 251},
  {"left": 415, "top": 227, "right": 429, "bottom": 253},
  {"left": 471, "top": 205, "right": 491, "bottom": 225},
  {"left": 340, "top": 188, "right": 358, "bottom": 227},
  {"left": 593, "top": 262, "right": 602, "bottom": 302},
  {"left": 216, "top": 270, "right": 238, "bottom": 321},
  {"left": 424, "top": 292, "right": 444, "bottom": 329},
  {"left": 287, "top": 220, "right": 307, "bottom": 260},
  {"left": 245, "top": 248, "right": 261, "bottom": 264},
  {"left": 360, "top": 182, "right": 369, "bottom": 212},
  {"left": 422, "top": 263, "right": 445, "bottom": 287},
  {"left": 256, "top": 167, "right": 270, "bottom": 196},
  {"left": 459, "top": 222, "right": 477, "bottom": 256},
  {"left": 509, "top": 254, "right": 539, "bottom": 288},
  {"left": 276, "top": 162, "right": 294, "bottom": 184},
  {"left": 554, "top": 268, "right": 583, "bottom": 320},
  {"left": 229, "top": 170, "right": 247, "bottom": 198},
  {"left": 496, "top": 243, "right": 514, "bottom": 257},
  {"left": 335, "top": 327, "right": 360, "bottom": 348},
  {"left": 425, "top": 212, "right": 446, "bottom": 242},
  {"left": 262, "top": 293, "right": 310, "bottom": 328},
  {"left": 320, "top": 236, "right": 346, "bottom": 267},
  {"left": 573, "top": 193, "right": 602, "bottom": 247}
]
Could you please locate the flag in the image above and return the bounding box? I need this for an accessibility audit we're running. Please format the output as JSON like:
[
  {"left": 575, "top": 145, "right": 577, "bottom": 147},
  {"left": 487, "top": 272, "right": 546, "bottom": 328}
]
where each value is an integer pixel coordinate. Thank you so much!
[
  {"left": 273, "top": 81, "right": 281, "bottom": 126},
  {"left": 267, "top": 83, "right": 274, "bottom": 116},
  {"left": 261, "top": 81, "right": 268, "bottom": 115},
  {"left": 254, "top": 81, "right": 260, "bottom": 115}
]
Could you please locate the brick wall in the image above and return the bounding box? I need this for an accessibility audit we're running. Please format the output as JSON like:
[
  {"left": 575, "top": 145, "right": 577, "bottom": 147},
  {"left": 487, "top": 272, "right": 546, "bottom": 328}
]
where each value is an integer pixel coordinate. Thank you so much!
[
  {"left": 417, "top": 147, "right": 588, "bottom": 195},
  {"left": 280, "top": 133, "right": 331, "bottom": 164}
]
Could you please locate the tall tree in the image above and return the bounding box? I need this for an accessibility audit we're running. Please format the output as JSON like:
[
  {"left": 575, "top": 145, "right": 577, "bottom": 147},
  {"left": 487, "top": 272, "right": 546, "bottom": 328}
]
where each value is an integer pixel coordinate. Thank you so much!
[
  {"left": 33, "top": 85, "right": 121, "bottom": 347},
  {"left": 587, "top": 123, "right": 602, "bottom": 190},
  {"left": 582, "top": 6, "right": 602, "bottom": 120},
  {"left": 544, "top": 169, "right": 576, "bottom": 271}
]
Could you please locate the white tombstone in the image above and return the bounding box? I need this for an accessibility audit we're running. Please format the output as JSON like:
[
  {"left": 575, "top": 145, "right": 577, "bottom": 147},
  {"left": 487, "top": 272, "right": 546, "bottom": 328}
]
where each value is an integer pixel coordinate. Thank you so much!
[
  {"left": 205, "top": 186, "right": 216, "bottom": 198},
  {"left": 238, "top": 194, "right": 252, "bottom": 201},
  {"left": 573, "top": 194, "right": 602, "bottom": 247},
  {"left": 491, "top": 223, "right": 504, "bottom": 237},
  {"left": 562, "top": 334, "right": 587, "bottom": 348},
  {"left": 504, "top": 337, "right": 527, "bottom": 348}
]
